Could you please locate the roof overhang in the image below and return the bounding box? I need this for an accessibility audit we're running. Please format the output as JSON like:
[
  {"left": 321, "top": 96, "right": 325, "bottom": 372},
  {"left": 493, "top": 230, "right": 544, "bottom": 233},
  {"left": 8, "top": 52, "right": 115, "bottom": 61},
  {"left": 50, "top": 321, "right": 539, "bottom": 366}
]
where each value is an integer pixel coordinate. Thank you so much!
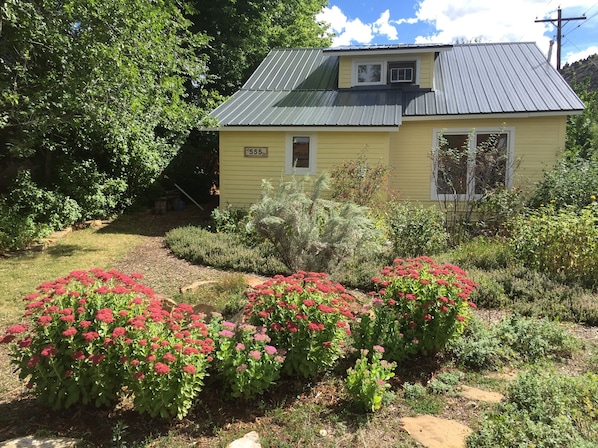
[{"left": 323, "top": 43, "right": 453, "bottom": 57}]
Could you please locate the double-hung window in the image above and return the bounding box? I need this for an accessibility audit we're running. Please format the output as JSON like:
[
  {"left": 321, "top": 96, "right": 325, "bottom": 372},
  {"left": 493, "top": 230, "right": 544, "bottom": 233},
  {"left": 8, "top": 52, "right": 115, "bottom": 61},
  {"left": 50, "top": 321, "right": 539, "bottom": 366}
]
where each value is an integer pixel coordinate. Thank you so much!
[
  {"left": 431, "top": 128, "right": 513, "bottom": 200},
  {"left": 286, "top": 134, "right": 316, "bottom": 175}
]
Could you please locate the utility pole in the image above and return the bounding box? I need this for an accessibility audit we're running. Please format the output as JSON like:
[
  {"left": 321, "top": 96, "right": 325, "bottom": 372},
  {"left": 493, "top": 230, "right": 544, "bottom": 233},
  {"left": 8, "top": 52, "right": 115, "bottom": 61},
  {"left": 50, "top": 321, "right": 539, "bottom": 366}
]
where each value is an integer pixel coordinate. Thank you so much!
[{"left": 535, "top": 7, "right": 586, "bottom": 71}]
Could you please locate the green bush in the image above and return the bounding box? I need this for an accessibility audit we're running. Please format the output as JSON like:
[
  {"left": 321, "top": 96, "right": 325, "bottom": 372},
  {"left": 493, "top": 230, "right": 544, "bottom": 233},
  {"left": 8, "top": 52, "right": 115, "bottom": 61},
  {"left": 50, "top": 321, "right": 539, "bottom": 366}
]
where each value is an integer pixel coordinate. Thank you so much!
[
  {"left": 248, "top": 173, "right": 383, "bottom": 273},
  {"left": 467, "top": 370, "right": 598, "bottom": 447},
  {"left": 450, "top": 315, "right": 580, "bottom": 370},
  {"left": 510, "top": 203, "right": 598, "bottom": 289},
  {"left": 385, "top": 202, "right": 449, "bottom": 257},
  {"left": 446, "top": 236, "right": 512, "bottom": 271},
  {"left": 165, "top": 226, "right": 288, "bottom": 276},
  {"left": 527, "top": 158, "right": 598, "bottom": 209}
]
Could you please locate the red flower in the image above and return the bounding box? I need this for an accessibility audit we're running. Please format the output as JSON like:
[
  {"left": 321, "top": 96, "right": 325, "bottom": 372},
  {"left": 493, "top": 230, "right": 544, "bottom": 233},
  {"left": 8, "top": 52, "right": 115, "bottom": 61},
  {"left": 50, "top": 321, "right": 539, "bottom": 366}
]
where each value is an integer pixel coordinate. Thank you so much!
[
  {"left": 456, "top": 315, "right": 466, "bottom": 322},
  {"left": 82, "top": 331, "right": 99, "bottom": 342},
  {"left": 147, "top": 354, "right": 156, "bottom": 362},
  {"left": 318, "top": 304, "right": 336, "bottom": 313},
  {"left": 154, "top": 362, "right": 170, "bottom": 375},
  {"left": 27, "top": 356, "right": 40, "bottom": 368},
  {"left": 134, "top": 372, "right": 145, "bottom": 380},
  {"left": 162, "top": 352, "right": 176, "bottom": 363},
  {"left": 41, "top": 344, "right": 57, "bottom": 357},
  {"left": 307, "top": 322, "right": 322, "bottom": 331},
  {"left": 302, "top": 299, "right": 316, "bottom": 307},
  {"left": 6, "top": 324, "right": 28, "bottom": 334},
  {"left": 286, "top": 321, "right": 298, "bottom": 333},
  {"left": 62, "top": 327, "right": 78, "bottom": 337},
  {"left": 89, "top": 354, "right": 105, "bottom": 365},
  {"left": 96, "top": 308, "right": 114, "bottom": 323},
  {"left": 182, "top": 364, "right": 196, "bottom": 374},
  {"left": 72, "top": 351, "right": 85, "bottom": 361},
  {"left": 112, "top": 327, "right": 126, "bottom": 338}
]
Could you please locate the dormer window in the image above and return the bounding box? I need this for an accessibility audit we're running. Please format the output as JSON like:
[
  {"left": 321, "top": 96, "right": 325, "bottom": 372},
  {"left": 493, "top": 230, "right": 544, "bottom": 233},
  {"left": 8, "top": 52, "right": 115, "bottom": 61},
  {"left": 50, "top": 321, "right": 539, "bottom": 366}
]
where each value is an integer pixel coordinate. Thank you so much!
[{"left": 352, "top": 59, "right": 418, "bottom": 86}]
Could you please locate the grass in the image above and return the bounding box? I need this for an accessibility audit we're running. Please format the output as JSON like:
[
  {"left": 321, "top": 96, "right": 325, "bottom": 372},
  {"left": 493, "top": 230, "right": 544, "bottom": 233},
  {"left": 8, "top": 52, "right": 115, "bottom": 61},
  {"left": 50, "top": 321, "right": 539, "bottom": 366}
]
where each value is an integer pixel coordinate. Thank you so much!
[{"left": 0, "top": 225, "right": 142, "bottom": 326}]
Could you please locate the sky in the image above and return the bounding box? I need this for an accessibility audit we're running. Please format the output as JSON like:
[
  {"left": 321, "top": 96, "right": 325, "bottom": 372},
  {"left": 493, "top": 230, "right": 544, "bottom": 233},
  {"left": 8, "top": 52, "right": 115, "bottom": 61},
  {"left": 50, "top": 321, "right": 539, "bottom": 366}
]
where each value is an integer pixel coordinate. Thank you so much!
[{"left": 317, "top": 0, "right": 598, "bottom": 66}]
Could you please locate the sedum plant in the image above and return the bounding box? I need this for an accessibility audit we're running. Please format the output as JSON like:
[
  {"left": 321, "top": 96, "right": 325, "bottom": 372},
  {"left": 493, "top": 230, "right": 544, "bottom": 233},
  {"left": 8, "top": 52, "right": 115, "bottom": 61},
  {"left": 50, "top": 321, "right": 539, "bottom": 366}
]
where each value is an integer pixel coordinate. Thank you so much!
[
  {"left": 353, "top": 256, "right": 477, "bottom": 362},
  {"left": 244, "top": 272, "right": 355, "bottom": 378},
  {"left": 247, "top": 173, "right": 383, "bottom": 273},
  {"left": 0, "top": 269, "right": 214, "bottom": 419}
]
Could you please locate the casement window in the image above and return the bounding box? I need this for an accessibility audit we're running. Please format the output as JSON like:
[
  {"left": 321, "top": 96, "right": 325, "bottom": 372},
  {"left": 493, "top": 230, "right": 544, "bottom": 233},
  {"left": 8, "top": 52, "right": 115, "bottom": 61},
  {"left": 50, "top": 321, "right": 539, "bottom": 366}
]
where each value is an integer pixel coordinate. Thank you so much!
[
  {"left": 431, "top": 128, "right": 514, "bottom": 200},
  {"left": 286, "top": 134, "right": 316, "bottom": 175},
  {"left": 356, "top": 62, "right": 383, "bottom": 85}
]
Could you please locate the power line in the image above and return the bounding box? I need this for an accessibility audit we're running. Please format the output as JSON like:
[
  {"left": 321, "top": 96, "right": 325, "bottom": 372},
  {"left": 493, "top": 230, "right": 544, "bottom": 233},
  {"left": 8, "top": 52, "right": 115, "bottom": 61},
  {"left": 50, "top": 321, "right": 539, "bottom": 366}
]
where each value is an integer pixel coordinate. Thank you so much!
[{"left": 535, "top": 7, "right": 586, "bottom": 70}]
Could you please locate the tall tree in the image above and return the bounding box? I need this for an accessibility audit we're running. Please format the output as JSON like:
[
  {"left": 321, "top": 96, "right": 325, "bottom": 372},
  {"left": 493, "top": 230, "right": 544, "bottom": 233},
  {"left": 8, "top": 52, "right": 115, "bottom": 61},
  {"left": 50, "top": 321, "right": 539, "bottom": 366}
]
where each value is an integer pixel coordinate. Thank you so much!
[
  {"left": 0, "top": 0, "right": 215, "bottom": 219},
  {"left": 189, "top": 0, "right": 333, "bottom": 97}
]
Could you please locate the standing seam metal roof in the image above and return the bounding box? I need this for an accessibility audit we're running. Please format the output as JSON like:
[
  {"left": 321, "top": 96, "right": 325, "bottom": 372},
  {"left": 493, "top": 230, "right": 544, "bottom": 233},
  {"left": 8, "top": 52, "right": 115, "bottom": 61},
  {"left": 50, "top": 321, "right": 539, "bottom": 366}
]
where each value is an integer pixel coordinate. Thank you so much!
[{"left": 209, "top": 43, "right": 585, "bottom": 127}]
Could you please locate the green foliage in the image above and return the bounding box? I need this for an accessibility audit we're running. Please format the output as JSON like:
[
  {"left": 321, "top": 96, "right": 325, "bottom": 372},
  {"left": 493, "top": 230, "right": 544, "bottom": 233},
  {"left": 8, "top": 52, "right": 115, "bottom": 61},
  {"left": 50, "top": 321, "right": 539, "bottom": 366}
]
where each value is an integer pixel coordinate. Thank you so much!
[
  {"left": 0, "top": 269, "right": 214, "bottom": 419},
  {"left": 0, "top": 0, "right": 213, "bottom": 225},
  {"left": 446, "top": 237, "right": 512, "bottom": 271},
  {"left": 165, "top": 226, "right": 288, "bottom": 276},
  {"left": 353, "top": 257, "right": 477, "bottom": 362},
  {"left": 450, "top": 315, "right": 580, "bottom": 370},
  {"left": 467, "top": 370, "right": 598, "bottom": 447},
  {"left": 208, "top": 316, "right": 285, "bottom": 399},
  {"left": 528, "top": 158, "right": 598, "bottom": 209},
  {"left": 509, "top": 203, "right": 598, "bottom": 289},
  {"left": 329, "top": 152, "right": 391, "bottom": 208},
  {"left": 566, "top": 80, "right": 598, "bottom": 160},
  {"left": 248, "top": 174, "right": 383, "bottom": 273},
  {"left": 245, "top": 272, "right": 355, "bottom": 378},
  {"left": 473, "top": 187, "right": 524, "bottom": 236},
  {"left": 402, "top": 382, "right": 428, "bottom": 400},
  {"left": 384, "top": 202, "right": 449, "bottom": 257},
  {"left": 210, "top": 205, "right": 250, "bottom": 235},
  {"left": 345, "top": 346, "right": 396, "bottom": 412}
]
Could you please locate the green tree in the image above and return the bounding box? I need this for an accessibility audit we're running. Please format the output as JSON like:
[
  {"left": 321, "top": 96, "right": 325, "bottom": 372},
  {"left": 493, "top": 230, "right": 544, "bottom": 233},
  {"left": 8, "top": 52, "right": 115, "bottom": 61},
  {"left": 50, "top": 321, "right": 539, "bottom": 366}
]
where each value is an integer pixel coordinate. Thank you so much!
[
  {"left": 188, "top": 0, "right": 332, "bottom": 97},
  {"left": 0, "top": 0, "right": 215, "bottom": 221},
  {"left": 566, "top": 80, "right": 598, "bottom": 160}
]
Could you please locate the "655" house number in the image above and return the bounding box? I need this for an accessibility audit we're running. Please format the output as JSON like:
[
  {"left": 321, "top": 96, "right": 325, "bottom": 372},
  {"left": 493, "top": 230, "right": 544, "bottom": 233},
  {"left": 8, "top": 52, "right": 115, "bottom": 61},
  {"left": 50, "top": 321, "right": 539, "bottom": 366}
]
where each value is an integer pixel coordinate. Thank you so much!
[{"left": 244, "top": 147, "right": 268, "bottom": 157}]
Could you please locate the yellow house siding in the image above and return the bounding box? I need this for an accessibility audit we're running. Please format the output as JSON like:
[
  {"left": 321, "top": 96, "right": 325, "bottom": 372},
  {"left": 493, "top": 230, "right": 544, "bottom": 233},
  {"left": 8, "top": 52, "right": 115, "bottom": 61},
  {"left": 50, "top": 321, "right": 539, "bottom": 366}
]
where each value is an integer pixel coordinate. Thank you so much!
[
  {"left": 338, "top": 57, "right": 352, "bottom": 88},
  {"left": 389, "top": 116, "right": 567, "bottom": 206},
  {"left": 219, "top": 131, "right": 391, "bottom": 208},
  {"left": 418, "top": 52, "right": 434, "bottom": 89}
]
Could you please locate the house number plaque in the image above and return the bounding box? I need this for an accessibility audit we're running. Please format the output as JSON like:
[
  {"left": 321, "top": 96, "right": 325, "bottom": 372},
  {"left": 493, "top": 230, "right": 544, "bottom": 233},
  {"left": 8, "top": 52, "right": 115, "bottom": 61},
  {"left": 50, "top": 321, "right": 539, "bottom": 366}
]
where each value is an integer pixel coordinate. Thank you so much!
[{"left": 244, "top": 147, "right": 268, "bottom": 157}]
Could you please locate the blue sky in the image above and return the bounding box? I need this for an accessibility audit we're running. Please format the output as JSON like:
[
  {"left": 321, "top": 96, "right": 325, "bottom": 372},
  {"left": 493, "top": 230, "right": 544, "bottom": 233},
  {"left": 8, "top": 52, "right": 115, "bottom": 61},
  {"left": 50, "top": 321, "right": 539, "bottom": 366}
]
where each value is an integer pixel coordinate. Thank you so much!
[{"left": 317, "top": 0, "right": 598, "bottom": 66}]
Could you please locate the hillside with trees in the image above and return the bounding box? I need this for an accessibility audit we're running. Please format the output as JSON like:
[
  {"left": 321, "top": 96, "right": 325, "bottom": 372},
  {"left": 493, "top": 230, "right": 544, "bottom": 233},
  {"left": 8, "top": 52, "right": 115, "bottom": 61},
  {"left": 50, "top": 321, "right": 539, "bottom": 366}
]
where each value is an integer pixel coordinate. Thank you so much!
[{"left": 561, "top": 54, "right": 598, "bottom": 91}]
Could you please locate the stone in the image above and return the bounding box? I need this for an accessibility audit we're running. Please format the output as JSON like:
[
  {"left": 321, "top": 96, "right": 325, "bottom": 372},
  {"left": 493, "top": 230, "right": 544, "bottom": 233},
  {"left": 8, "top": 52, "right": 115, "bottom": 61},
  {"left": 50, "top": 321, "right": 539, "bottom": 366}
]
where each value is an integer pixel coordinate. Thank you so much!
[
  {"left": 460, "top": 385, "right": 504, "bottom": 403},
  {"left": 400, "top": 415, "right": 472, "bottom": 448},
  {"left": 0, "top": 436, "right": 84, "bottom": 447},
  {"left": 226, "top": 431, "right": 261, "bottom": 448}
]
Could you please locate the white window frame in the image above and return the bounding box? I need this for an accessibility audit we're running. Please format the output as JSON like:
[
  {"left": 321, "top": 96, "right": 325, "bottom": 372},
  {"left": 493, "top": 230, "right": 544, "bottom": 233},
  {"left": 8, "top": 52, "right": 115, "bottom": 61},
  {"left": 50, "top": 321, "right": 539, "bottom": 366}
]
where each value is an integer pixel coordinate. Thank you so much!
[
  {"left": 353, "top": 61, "right": 384, "bottom": 85},
  {"left": 285, "top": 133, "right": 317, "bottom": 175},
  {"left": 430, "top": 127, "right": 515, "bottom": 201}
]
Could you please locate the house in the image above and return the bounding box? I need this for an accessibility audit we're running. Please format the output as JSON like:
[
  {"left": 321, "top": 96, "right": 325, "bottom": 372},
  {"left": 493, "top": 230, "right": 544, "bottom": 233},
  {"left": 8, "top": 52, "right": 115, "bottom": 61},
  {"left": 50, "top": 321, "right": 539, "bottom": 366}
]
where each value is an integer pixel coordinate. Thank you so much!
[{"left": 208, "top": 42, "right": 585, "bottom": 208}]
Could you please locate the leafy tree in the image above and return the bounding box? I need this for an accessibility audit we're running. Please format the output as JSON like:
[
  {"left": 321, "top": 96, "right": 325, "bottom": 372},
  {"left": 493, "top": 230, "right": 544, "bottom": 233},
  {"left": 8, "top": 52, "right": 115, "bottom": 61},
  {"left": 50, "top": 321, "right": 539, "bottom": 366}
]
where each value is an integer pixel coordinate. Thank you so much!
[
  {"left": 0, "top": 0, "right": 215, "bottom": 222},
  {"left": 188, "top": 0, "right": 333, "bottom": 97},
  {"left": 566, "top": 80, "right": 598, "bottom": 160}
]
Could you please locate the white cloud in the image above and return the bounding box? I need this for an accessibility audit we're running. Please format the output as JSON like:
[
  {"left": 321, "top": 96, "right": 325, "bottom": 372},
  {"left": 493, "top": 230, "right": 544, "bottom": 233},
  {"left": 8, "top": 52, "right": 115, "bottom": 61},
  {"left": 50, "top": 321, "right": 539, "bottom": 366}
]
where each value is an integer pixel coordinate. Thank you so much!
[
  {"left": 412, "top": 0, "right": 597, "bottom": 66},
  {"left": 317, "top": 6, "right": 399, "bottom": 46},
  {"left": 373, "top": 10, "right": 399, "bottom": 41},
  {"left": 564, "top": 45, "right": 598, "bottom": 64}
]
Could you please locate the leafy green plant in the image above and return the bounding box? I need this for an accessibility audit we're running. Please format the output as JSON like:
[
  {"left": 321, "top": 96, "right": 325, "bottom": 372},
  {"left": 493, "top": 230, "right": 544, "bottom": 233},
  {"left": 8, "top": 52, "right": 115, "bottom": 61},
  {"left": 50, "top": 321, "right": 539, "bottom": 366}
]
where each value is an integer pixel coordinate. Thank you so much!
[
  {"left": 384, "top": 202, "right": 449, "bottom": 258},
  {"left": 449, "top": 317, "right": 510, "bottom": 370},
  {"left": 345, "top": 346, "right": 396, "bottom": 412},
  {"left": 467, "top": 370, "right": 598, "bottom": 447},
  {"left": 0, "top": 269, "right": 214, "bottom": 419},
  {"left": 509, "top": 202, "right": 598, "bottom": 289},
  {"left": 353, "top": 257, "right": 477, "bottom": 362},
  {"left": 165, "top": 226, "right": 288, "bottom": 276},
  {"left": 247, "top": 173, "right": 383, "bottom": 273},
  {"left": 244, "top": 272, "right": 355, "bottom": 378},
  {"left": 208, "top": 315, "right": 285, "bottom": 399},
  {"left": 402, "top": 382, "right": 427, "bottom": 400}
]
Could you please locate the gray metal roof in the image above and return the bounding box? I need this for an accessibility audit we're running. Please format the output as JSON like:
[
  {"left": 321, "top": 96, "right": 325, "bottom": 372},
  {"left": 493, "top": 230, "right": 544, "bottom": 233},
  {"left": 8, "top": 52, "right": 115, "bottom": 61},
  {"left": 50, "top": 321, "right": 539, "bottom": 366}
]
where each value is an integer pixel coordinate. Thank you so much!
[{"left": 209, "top": 43, "right": 585, "bottom": 127}]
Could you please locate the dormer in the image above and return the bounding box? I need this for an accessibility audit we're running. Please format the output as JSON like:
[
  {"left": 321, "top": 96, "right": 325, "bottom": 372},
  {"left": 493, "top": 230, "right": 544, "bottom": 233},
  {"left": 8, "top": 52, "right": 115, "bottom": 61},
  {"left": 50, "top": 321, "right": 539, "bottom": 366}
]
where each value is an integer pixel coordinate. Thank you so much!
[{"left": 323, "top": 44, "right": 453, "bottom": 90}]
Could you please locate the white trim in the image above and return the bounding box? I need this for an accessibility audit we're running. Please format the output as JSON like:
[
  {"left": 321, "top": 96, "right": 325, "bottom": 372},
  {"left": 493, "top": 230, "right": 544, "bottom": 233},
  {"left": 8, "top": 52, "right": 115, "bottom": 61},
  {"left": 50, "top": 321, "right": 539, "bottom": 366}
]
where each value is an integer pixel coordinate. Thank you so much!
[
  {"left": 285, "top": 133, "right": 317, "bottom": 175},
  {"left": 403, "top": 111, "right": 582, "bottom": 122},
  {"left": 353, "top": 61, "right": 384, "bottom": 86},
  {"left": 351, "top": 57, "right": 421, "bottom": 87},
  {"left": 208, "top": 126, "right": 401, "bottom": 132},
  {"left": 430, "top": 127, "right": 515, "bottom": 202}
]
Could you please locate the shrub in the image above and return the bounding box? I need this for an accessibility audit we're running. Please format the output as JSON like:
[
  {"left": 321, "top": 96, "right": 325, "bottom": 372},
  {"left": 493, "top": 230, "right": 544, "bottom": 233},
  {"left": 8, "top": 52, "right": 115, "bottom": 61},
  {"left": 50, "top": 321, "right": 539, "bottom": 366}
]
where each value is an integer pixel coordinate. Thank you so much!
[
  {"left": 208, "top": 315, "right": 285, "bottom": 399},
  {"left": 0, "top": 269, "right": 214, "bottom": 419},
  {"left": 329, "top": 151, "right": 390, "bottom": 208},
  {"left": 446, "top": 237, "right": 512, "bottom": 271},
  {"left": 247, "top": 173, "right": 383, "bottom": 273},
  {"left": 467, "top": 370, "right": 598, "bottom": 447},
  {"left": 353, "top": 257, "right": 477, "bottom": 362},
  {"left": 385, "top": 202, "right": 449, "bottom": 257},
  {"left": 527, "top": 158, "right": 598, "bottom": 209},
  {"left": 509, "top": 203, "right": 598, "bottom": 289},
  {"left": 345, "top": 346, "right": 396, "bottom": 412},
  {"left": 244, "top": 272, "right": 355, "bottom": 378},
  {"left": 165, "top": 226, "right": 288, "bottom": 276}
]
